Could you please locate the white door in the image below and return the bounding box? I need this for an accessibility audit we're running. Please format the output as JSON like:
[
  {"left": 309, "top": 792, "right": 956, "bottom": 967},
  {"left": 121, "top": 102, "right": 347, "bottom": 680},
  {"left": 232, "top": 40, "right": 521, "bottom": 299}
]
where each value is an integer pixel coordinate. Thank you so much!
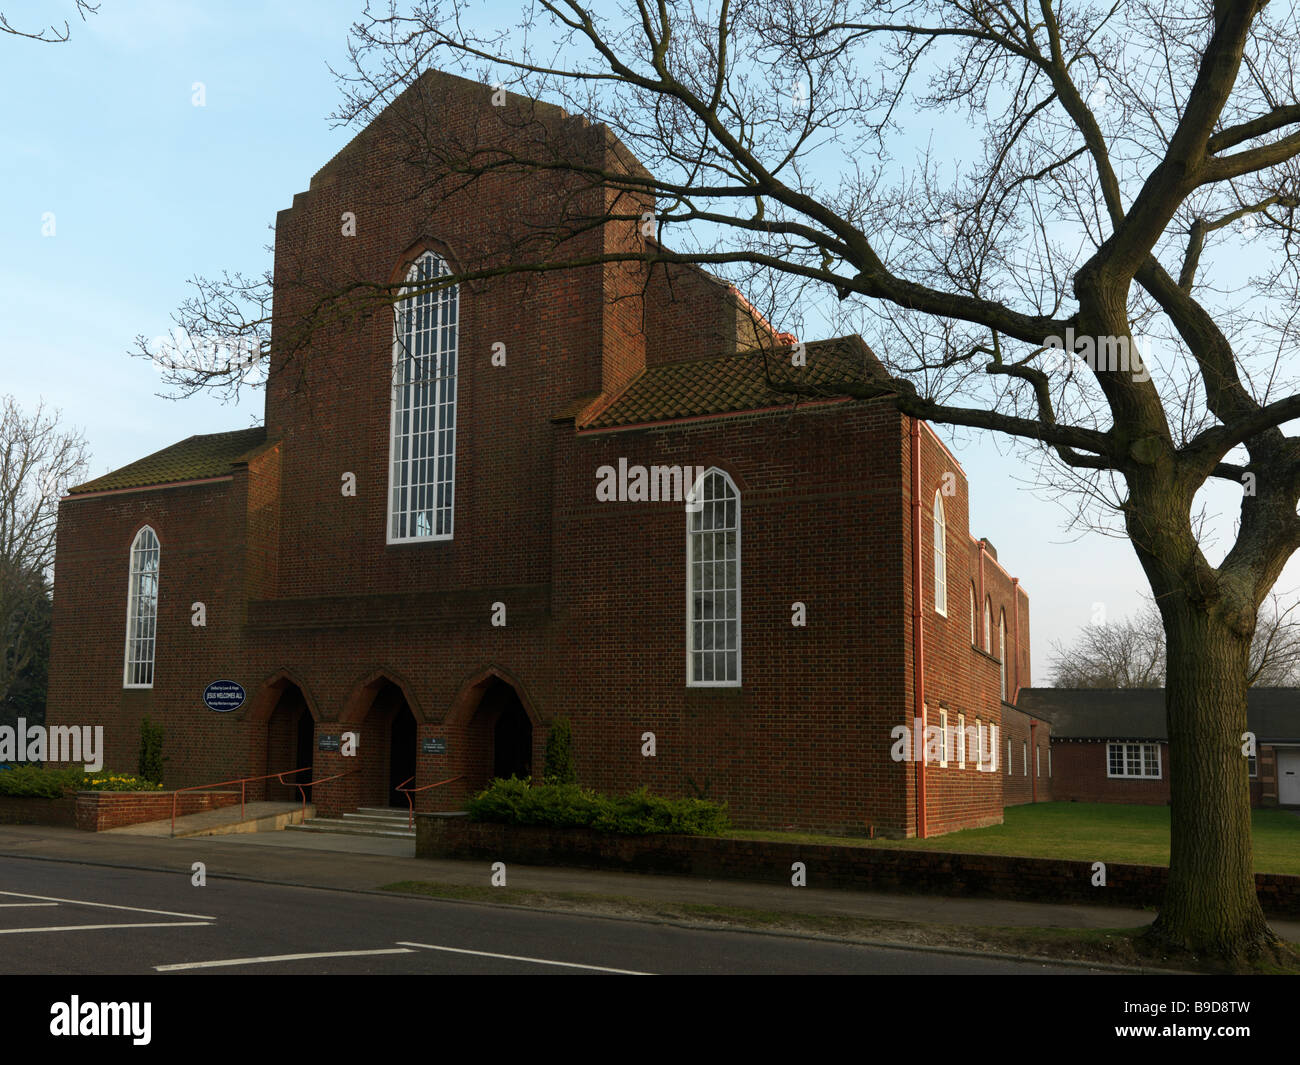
[{"left": 1279, "top": 750, "right": 1300, "bottom": 805}]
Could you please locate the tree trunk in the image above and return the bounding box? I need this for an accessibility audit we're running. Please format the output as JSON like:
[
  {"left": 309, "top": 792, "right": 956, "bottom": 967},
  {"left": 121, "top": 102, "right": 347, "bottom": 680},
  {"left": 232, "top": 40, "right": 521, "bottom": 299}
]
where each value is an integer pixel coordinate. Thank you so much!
[{"left": 1144, "top": 599, "right": 1277, "bottom": 962}]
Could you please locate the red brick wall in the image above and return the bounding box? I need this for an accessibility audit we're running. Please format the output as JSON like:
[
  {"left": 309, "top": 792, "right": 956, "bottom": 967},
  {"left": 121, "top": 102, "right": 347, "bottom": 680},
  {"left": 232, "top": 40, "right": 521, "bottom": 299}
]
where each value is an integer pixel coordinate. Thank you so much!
[
  {"left": 416, "top": 816, "right": 1300, "bottom": 918},
  {"left": 552, "top": 400, "right": 910, "bottom": 834},
  {"left": 45, "top": 71, "right": 1033, "bottom": 837},
  {"left": 642, "top": 260, "right": 779, "bottom": 367},
  {"left": 75, "top": 790, "right": 241, "bottom": 831},
  {"left": 46, "top": 478, "right": 249, "bottom": 788},
  {"left": 1051, "top": 740, "right": 1172, "bottom": 804},
  {"left": 906, "top": 424, "right": 1035, "bottom": 836},
  {"left": 0, "top": 795, "right": 78, "bottom": 827},
  {"left": 1001, "top": 706, "right": 1053, "bottom": 806}
]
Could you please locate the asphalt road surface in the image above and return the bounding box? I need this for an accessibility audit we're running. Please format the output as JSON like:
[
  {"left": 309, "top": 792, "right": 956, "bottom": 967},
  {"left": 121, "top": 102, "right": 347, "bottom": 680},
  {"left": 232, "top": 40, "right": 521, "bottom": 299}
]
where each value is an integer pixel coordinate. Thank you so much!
[{"left": 0, "top": 855, "right": 1102, "bottom": 975}]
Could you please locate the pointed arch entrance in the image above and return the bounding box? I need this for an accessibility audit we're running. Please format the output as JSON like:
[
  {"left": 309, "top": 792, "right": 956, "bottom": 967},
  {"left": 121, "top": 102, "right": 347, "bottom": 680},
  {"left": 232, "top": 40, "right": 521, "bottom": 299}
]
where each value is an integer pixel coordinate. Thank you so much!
[
  {"left": 263, "top": 682, "right": 315, "bottom": 801},
  {"left": 341, "top": 674, "right": 422, "bottom": 809},
  {"left": 446, "top": 668, "right": 541, "bottom": 793}
]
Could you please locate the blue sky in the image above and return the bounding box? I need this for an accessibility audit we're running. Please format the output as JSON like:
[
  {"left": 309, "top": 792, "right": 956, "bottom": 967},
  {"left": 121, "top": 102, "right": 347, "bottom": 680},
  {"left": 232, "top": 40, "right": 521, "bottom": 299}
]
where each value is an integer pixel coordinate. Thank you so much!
[{"left": 3, "top": 0, "right": 1293, "bottom": 681}]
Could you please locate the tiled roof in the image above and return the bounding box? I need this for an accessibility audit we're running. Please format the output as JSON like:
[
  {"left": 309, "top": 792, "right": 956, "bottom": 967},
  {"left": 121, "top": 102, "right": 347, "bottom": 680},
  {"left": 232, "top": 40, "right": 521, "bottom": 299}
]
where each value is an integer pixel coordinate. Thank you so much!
[
  {"left": 1018, "top": 687, "right": 1300, "bottom": 742},
  {"left": 69, "top": 427, "right": 269, "bottom": 495},
  {"left": 579, "top": 335, "right": 893, "bottom": 430}
]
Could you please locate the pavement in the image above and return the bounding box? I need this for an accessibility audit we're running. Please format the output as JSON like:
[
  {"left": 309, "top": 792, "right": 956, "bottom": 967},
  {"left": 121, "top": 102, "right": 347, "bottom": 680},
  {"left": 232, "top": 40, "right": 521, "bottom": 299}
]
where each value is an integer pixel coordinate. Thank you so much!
[
  {"left": 5, "top": 817, "right": 1295, "bottom": 944},
  {"left": 0, "top": 853, "right": 1093, "bottom": 976}
]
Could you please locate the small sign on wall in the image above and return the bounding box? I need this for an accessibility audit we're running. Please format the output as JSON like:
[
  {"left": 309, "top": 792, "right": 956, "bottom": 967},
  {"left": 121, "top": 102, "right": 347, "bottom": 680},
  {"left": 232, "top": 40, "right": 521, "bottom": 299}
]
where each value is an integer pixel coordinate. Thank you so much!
[
  {"left": 421, "top": 737, "right": 447, "bottom": 755},
  {"left": 203, "top": 681, "right": 246, "bottom": 713},
  {"left": 318, "top": 734, "right": 341, "bottom": 752}
]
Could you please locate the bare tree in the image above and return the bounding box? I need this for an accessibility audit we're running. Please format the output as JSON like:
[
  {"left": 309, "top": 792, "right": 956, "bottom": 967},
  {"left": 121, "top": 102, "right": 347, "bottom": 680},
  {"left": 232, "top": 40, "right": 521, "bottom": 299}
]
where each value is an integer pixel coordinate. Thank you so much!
[
  {"left": 1049, "top": 607, "right": 1169, "bottom": 688},
  {"left": 1051, "top": 594, "right": 1300, "bottom": 687},
  {"left": 140, "top": 0, "right": 1300, "bottom": 963},
  {"left": 0, "top": 397, "right": 89, "bottom": 708},
  {"left": 0, "top": 2, "right": 99, "bottom": 43}
]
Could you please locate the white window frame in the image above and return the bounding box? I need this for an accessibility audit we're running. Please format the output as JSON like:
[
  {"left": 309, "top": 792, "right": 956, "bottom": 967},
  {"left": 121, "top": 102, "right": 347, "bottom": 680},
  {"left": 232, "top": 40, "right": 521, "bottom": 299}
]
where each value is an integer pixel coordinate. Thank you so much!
[
  {"left": 687, "top": 468, "right": 741, "bottom": 687},
  {"left": 933, "top": 492, "right": 947, "bottom": 616},
  {"left": 1247, "top": 754, "right": 1258, "bottom": 778},
  {"left": 1106, "top": 742, "right": 1162, "bottom": 779},
  {"left": 969, "top": 585, "right": 976, "bottom": 645},
  {"left": 957, "top": 712, "right": 966, "bottom": 769},
  {"left": 975, "top": 717, "right": 984, "bottom": 769},
  {"left": 1006, "top": 738, "right": 1012, "bottom": 776},
  {"left": 984, "top": 598, "right": 992, "bottom": 652},
  {"left": 123, "top": 526, "right": 160, "bottom": 689},
  {"left": 999, "top": 611, "right": 1007, "bottom": 700},
  {"left": 1022, "top": 741, "right": 1028, "bottom": 776},
  {"left": 1036, "top": 745, "right": 1041, "bottom": 777},
  {"left": 938, "top": 709, "right": 948, "bottom": 767},
  {"left": 388, "top": 250, "right": 459, "bottom": 543}
]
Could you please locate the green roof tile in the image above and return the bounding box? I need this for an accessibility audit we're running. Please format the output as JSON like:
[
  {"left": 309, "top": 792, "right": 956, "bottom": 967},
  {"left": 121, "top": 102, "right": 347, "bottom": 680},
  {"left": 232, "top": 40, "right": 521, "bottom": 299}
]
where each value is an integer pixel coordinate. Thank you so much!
[
  {"left": 69, "top": 427, "right": 268, "bottom": 495},
  {"left": 579, "top": 335, "right": 893, "bottom": 429}
]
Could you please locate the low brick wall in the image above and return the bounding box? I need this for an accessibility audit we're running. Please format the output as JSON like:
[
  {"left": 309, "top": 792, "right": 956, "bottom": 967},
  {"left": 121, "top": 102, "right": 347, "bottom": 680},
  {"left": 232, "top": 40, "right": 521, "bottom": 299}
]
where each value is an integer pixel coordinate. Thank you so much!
[
  {"left": 74, "top": 791, "right": 242, "bottom": 832},
  {"left": 0, "top": 795, "right": 78, "bottom": 827},
  {"left": 416, "top": 816, "right": 1300, "bottom": 919}
]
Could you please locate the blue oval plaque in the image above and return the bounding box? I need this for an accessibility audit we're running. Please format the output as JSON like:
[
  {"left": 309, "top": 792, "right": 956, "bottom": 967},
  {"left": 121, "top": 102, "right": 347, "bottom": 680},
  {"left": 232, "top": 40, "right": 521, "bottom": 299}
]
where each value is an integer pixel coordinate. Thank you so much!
[{"left": 203, "top": 680, "right": 246, "bottom": 713}]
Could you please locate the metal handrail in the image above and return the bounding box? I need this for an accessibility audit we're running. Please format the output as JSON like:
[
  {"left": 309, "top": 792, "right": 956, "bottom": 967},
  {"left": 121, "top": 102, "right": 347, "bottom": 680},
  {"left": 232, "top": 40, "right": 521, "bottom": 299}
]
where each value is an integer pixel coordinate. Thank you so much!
[
  {"left": 394, "top": 774, "right": 465, "bottom": 828},
  {"left": 283, "top": 766, "right": 359, "bottom": 823},
  {"left": 170, "top": 766, "right": 312, "bottom": 836}
]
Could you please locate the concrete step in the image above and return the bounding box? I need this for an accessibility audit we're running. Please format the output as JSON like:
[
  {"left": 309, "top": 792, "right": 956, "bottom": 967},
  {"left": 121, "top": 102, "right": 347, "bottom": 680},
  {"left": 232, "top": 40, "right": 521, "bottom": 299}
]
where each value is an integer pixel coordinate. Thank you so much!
[
  {"left": 286, "top": 818, "right": 415, "bottom": 839},
  {"left": 341, "top": 811, "right": 414, "bottom": 825},
  {"left": 352, "top": 807, "right": 413, "bottom": 819}
]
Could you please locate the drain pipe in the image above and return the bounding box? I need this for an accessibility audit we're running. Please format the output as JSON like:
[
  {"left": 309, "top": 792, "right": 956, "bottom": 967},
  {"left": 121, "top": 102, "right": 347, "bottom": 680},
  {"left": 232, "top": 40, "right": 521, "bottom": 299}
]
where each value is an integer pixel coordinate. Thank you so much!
[
  {"left": 1030, "top": 719, "right": 1038, "bottom": 803},
  {"left": 910, "top": 417, "right": 928, "bottom": 839},
  {"left": 1011, "top": 577, "right": 1022, "bottom": 701}
]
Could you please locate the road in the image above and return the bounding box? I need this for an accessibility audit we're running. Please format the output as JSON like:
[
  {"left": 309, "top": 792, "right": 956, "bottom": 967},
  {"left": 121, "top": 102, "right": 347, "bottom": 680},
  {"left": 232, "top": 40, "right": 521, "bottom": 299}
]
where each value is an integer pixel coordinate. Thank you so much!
[{"left": 0, "top": 855, "right": 1100, "bottom": 975}]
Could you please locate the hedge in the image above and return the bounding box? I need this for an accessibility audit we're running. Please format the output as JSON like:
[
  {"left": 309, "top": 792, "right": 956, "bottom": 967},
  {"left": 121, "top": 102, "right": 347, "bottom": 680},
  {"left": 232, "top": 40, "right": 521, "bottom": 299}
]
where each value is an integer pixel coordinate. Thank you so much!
[
  {"left": 466, "top": 777, "right": 730, "bottom": 836},
  {"left": 0, "top": 765, "right": 164, "bottom": 797}
]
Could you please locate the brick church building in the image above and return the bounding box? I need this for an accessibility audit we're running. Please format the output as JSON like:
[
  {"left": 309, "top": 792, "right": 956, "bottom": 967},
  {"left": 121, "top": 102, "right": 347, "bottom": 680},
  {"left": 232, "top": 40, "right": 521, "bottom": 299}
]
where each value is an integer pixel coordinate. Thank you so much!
[{"left": 46, "top": 71, "right": 1034, "bottom": 837}]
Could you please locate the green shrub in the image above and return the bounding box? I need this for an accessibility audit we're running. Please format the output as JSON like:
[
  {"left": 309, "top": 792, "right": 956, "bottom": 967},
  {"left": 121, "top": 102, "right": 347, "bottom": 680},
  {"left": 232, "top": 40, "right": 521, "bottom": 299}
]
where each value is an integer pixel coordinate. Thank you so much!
[
  {"left": 543, "top": 717, "right": 577, "bottom": 785},
  {"left": 466, "top": 778, "right": 729, "bottom": 835},
  {"left": 0, "top": 765, "right": 163, "bottom": 797},
  {"left": 138, "top": 716, "right": 166, "bottom": 785},
  {"left": 0, "top": 765, "right": 78, "bottom": 798}
]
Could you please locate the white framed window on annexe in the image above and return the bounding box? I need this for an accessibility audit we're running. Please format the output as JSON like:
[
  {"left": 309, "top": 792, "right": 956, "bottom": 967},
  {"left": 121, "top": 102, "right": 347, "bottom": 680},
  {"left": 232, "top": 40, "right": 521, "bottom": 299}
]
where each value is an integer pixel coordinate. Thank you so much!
[
  {"left": 933, "top": 491, "right": 947, "bottom": 615},
  {"left": 687, "top": 468, "right": 740, "bottom": 686},
  {"left": 389, "top": 250, "right": 458, "bottom": 542},
  {"left": 1107, "top": 742, "right": 1162, "bottom": 779},
  {"left": 124, "top": 526, "right": 160, "bottom": 688}
]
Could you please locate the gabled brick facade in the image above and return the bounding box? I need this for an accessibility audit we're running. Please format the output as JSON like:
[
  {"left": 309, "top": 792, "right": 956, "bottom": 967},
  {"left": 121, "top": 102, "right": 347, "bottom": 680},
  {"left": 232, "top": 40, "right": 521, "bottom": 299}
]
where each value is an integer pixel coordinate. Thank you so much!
[{"left": 46, "top": 70, "right": 1033, "bottom": 836}]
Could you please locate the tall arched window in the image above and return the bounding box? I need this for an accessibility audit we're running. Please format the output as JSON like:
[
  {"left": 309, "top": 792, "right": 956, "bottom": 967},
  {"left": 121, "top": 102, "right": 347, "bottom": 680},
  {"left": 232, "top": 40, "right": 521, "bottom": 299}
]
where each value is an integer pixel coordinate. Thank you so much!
[
  {"left": 983, "top": 597, "right": 992, "bottom": 652},
  {"left": 932, "top": 491, "right": 947, "bottom": 615},
  {"left": 999, "top": 610, "right": 1008, "bottom": 700},
  {"left": 389, "top": 250, "right": 458, "bottom": 542},
  {"left": 124, "top": 526, "right": 160, "bottom": 688},
  {"left": 688, "top": 469, "right": 740, "bottom": 686},
  {"left": 969, "top": 584, "right": 977, "bottom": 645}
]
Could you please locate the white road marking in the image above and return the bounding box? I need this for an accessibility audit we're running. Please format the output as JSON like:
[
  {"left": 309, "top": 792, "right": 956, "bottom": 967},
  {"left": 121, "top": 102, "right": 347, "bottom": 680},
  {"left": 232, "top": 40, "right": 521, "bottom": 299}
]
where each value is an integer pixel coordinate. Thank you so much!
[
  {"left": 155, "top": 948, "right": 415, "bottom": 972},
  {"left": 0, "top": 890, "right": 214, "bottom": 921},
  {"left": 0, "top": 902, "right": 58, "bottom": 908},
  {"left": 0, "top": 921, "right": 211, "bottom": 935},
  {"left": 397, "top": 941, "right": 649, "bottom": 974}
]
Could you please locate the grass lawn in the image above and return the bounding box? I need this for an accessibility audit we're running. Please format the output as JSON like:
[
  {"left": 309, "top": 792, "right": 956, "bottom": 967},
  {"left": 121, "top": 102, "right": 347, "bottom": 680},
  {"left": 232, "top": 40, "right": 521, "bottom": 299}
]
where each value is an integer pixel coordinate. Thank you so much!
[{"left": 730, "top": 802, "right": 1300, "bottom": 876}]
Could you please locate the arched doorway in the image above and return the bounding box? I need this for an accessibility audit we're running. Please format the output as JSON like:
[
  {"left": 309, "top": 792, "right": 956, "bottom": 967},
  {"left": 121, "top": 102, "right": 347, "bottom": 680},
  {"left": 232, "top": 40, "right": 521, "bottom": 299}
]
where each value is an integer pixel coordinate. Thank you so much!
[
  {"left": 471, "top": 677, "right": 532, "bottom": 782},
  {"left": 492, "top": 690, "right": 532, "bottom": 780},
  {"left": 445, "top": 669, "right": 541, "bottom": 798},
  {"left": 350, "top": 679, "right": 419, "bottom": 809},
  {"left": 266, "top": 683, "right": 314, "bottom": 801},
  {"left": 295, "top": 710, "right": 314, "bottom": 801},
  {"left": 389, "top": 703, "right": 417, "bottom": 807}
]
